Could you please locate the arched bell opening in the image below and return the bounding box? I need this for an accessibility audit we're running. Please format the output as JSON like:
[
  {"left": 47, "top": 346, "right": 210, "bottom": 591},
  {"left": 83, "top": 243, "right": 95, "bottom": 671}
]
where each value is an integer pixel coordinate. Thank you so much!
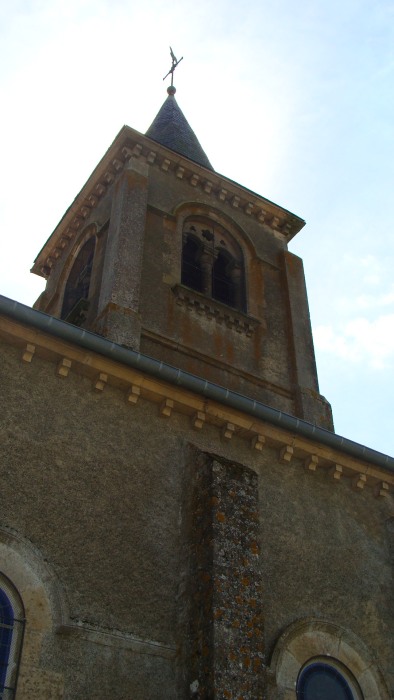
[
  {"left": 61, "top": 236, "right": 96, "bottom": 324},
  {"left": 181, "top": 217, "right": 246, "bottom": 313}
]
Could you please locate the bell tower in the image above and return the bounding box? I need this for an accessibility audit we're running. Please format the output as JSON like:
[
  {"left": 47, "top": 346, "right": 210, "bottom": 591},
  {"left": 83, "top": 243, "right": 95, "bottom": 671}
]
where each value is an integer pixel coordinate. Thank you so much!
[{"left": 31, "top": 80, "right": 333, "bottom": 430}]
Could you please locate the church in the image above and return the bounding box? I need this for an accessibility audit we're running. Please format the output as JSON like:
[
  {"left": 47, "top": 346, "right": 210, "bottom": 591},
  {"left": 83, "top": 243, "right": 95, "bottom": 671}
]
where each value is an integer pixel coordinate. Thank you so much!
[{"left": 0, "top": 57, "right": 393, "bottom": 699}]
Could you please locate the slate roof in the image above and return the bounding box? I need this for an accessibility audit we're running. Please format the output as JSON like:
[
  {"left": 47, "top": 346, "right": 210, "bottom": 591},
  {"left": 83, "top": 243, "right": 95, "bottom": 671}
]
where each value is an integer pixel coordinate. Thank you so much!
[{"left": 145, "top": 90, "right": 213, "bottom": 170}]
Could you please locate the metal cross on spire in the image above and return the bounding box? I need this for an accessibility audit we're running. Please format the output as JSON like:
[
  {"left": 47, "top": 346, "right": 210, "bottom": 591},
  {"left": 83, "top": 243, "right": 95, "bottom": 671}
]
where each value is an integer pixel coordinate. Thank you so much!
[{"left": 163, "top": 46, "right": 183, "bottom": 87}]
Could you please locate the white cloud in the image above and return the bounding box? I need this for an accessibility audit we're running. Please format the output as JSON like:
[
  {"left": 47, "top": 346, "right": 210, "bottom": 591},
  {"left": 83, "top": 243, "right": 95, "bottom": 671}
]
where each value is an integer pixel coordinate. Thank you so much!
[
  {"left": 338, "top": 288, "right": 394, "bottom": 312},
  {"left": 315, "top": 314, "right": 394, "bottom": 369},
  {"left": 329, "top": 254, "right": 394, "bottom": 314}
]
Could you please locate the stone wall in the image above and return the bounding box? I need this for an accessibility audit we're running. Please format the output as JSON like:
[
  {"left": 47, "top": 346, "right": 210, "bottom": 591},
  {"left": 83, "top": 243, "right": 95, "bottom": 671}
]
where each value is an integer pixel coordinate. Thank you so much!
[{"left": 0, "top": 337, "right": 392, "bottom": 698}]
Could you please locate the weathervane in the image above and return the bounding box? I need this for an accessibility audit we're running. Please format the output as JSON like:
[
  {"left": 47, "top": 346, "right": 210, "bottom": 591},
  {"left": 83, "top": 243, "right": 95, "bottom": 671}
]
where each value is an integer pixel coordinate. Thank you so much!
[{"left": 163, "top": 47, "right": 183, "bottom": 87}]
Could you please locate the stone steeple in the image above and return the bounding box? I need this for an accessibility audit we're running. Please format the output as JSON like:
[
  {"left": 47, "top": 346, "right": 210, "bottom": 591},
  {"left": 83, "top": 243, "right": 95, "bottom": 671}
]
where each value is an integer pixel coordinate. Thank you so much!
[
  {"left": 145, "top": 86, "right": 213, "bottom": 170},
  {"left": 31, "top": 80, "right": 333, "bottom": 430}
]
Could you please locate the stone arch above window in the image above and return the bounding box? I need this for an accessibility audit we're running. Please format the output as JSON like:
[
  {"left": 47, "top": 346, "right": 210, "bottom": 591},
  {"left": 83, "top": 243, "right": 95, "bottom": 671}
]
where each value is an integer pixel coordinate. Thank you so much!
[
  {"left": 270, "top": 618, "right": 391, "bottom": 700},
  {"left": 181, "top": 217, "right": 246, "bottom": 312},
  {"left": 0, "top": 528, "right": 65, "bottom": 697},
  {"left": 61, "top": 235, "right": 96, "bottom": 324}
]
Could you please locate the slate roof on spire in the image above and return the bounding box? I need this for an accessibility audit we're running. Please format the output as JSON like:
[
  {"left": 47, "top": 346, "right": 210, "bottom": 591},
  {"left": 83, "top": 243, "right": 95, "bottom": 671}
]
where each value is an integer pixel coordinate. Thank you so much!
[{"left": 145, "top": 88, "right": 213, "bottom": 170}]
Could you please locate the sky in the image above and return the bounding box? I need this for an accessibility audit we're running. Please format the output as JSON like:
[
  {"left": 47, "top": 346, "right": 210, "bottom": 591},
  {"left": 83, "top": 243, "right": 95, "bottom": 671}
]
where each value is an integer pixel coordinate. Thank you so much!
[{"left": 0, "top": 0, "right": 393, "bottom": 456}]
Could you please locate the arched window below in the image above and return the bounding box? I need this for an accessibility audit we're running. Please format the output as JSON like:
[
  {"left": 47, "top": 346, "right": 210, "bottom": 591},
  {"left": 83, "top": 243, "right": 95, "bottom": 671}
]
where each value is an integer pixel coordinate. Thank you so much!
[
  {"left": 297, "top": 659, "right": 362, "bottom": 700},
  {"left": 0, "top": 575, "right": 25, "bottom": 698},
  {"left": 181, "top": 219, "right": 245, "bottom": 312},
  {"left": 61, "top": 236, "right": 95, "bottom": 324},
  {"left": 270, "top": 620, "right": 388, "bottom": 700}
]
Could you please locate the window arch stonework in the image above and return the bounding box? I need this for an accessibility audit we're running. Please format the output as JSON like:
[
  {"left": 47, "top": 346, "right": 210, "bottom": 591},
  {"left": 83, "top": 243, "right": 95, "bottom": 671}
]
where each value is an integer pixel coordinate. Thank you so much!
[
  {"left": 172, "top": 208, "right": 264, "bottom": 337},
  {"left": 0, "top": 528, "right": 65, "bottom": 698},
  {"left": 270, "top": 618, "right": 390, "bottom": 700}
]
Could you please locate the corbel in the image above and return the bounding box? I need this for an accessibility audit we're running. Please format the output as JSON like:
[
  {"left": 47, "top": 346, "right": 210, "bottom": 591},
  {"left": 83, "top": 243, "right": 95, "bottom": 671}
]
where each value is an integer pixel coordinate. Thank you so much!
[
  {"left": 222, "top": 422, "right": 235, "bottom": 440},
  {"left": 121, "top": 146, "right": 134, "bottom": 160},
  {"left": 112, "top": 158, "right": 123, "bottom": 171},
  {"left": 22, "top": 343, "right": 36, "bottom": 363},
  {"left": 80, "top": 206, "right": 91, "bottom": 218},
  {"left": 95, "top": 183, "right": 106, "bottom": 197},
  {"left": 196, "top": 303, "right": 205, "bottom": 316},
  {"left": 88, "top": 194, "right": 98, "bottom": 207},
  {"left": 271, "top": 216, "right": 280, "bottom": 229},
  {"left": 69, "top": 220, "right": 80, "bottom": 233},
  {"left": 245, "top": 202, "right": 254, "bottom": 215},
  {"left": 190, "top": 174, "right": 199, "bottom": 187},
  {"left": 231, "top": 196, "right": 240, "bottom": 208},
  {"left": 257, "top": 208, "right": 267, "bottom": 223},
  {"left": 192, "top": 411, "right": 206, "bottom": 430},
  {"left": 103, "top": 171, "right": 115, "bottom": 185},
  {"left": 305, "top": 455, "right": 318, "bottom": 472},
  {"left": 374, "top": 481, "right": 389, "bottom": 498},
  {"left": 94, "top": 372, "right": 108, "bottom": 392},
  {"left": 161, "top": 158, "right": 171, "bottom": 172},
  {"left": 205, "top": 304, "right": 216, "bottom": 320},
  {"left": 56, "top": 358, "right": 72, "bottom": 378},
  {"left": 280, "top": 445, "right": 293, "bottom": 463},
  {"left": 127, "top": 384, "right": 141, "bottom": 405},
  {"left": 281, "top": 222, "right": 292, "bottom": 236},
  {"left": 218, "top": 188, "right": 228, "bottom": 202},
  {"left": 176, "top": 166, "right": 185, "bottom": 179},
  {"left": 251, "top": 434, "right": 265, "bottom": 451},
  {"left": 352, "top": 473, "right": 367, "bottom": 491},
  {"left": 203, "top": 180, "right": 213, "bottom": 194},
  {"left": 147, "top": 151, "right": 156, "bottom": 164},
  {"left": 330, "top": 464, "right": 343, "bottom": 481},
  {"left": 132, "top": 144, "right": 143, "bottom": 158},
  {"left": 160, "top": 398, "right": 174, "bottom": 417}
]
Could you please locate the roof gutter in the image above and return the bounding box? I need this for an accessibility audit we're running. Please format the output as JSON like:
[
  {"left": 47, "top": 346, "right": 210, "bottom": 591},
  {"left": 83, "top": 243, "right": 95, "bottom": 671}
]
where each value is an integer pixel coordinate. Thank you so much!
[{"left": 1, "top": 294, "right": 393, "bottom": 473}]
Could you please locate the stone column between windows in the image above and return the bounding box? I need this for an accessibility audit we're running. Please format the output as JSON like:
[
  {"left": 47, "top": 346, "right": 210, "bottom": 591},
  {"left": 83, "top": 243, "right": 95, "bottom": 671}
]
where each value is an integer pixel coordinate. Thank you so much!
[
  {"left": 96, "top": 157, "right": 148, "bottom": 349},
  {"left": 188, "top": 457, "right": 265, "bottom": 700},
  {"left": 200, "top": 248, "right": 214, "bottom": 296},
  {"left": 230, "top": 265, "right": 242, "bottom": 310}
]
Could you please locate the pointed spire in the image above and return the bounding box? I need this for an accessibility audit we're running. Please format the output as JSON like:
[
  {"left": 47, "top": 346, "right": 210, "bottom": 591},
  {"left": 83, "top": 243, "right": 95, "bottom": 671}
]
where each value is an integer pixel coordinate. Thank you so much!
[{"left": 145, "top": 86, "right": 213, "bottom": 171}]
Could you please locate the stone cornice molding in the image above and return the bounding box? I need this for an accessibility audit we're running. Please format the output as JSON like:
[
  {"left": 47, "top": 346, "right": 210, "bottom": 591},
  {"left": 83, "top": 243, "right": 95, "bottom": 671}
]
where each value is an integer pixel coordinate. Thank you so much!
[
  {"left": 57, "top": 621, "right": 175, "bottom": 658},
  {"left": 1, "top": 312, "right": 393, "bottom": 498},
  {"left": 172, "top": 284, "right": 262, "bottom": 337},
  {"left": 32, "top": 125, "right": 305, "bottom": 279}
]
